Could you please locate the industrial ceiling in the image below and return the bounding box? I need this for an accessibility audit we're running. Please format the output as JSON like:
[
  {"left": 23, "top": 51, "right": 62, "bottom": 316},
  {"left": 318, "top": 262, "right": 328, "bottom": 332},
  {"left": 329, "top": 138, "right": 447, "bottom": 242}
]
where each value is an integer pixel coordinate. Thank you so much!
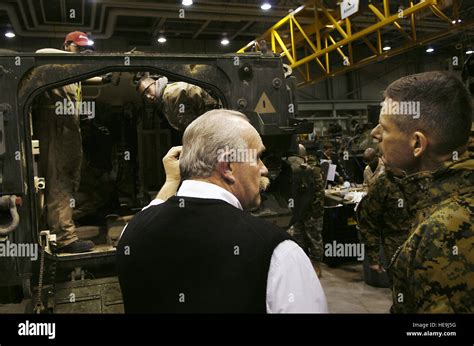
[{"left": 1, "top": 0, "right": 472, "bottom": 47}]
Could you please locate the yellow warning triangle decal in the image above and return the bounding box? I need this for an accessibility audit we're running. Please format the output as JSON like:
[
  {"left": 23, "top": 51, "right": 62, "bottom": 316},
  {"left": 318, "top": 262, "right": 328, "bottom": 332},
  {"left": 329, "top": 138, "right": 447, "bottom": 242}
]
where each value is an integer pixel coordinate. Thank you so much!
[{"left": 254, "top": 92, "right": 276, "bottom": 114}]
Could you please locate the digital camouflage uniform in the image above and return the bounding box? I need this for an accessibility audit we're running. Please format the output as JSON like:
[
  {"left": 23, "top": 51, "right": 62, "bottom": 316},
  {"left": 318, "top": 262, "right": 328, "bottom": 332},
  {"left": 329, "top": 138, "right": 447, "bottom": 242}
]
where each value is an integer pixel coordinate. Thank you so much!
[
  {"left": 390, "top": 152, "right": 474, "bottom": 313},
  {"left": 161, "top": 82, "right": 219, "bottom": 131},
  {"left": 290, "top": 154, "right": 324, "bottom": 263},
  {"left": 356, "top": 169, "right": 415, "bottom": 268}
]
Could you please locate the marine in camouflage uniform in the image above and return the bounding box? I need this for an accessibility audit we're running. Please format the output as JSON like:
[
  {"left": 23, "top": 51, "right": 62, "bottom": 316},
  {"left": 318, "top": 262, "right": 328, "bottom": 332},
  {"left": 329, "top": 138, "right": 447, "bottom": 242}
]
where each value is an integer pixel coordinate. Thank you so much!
[
  {"left": 389, "top": 152, "right": 474, "bottom": 313},
  {"left": 162, "top": 82, "right": 218, "bottom": 131},
  {"left": 356, "top": 169, "right": 415, "bottom": 269},
  {"left": 137, "top": 76, "right": 219, "bottom": 132},
  {"left": 290, "top": 153, "right": 324, "bottom": 267}
]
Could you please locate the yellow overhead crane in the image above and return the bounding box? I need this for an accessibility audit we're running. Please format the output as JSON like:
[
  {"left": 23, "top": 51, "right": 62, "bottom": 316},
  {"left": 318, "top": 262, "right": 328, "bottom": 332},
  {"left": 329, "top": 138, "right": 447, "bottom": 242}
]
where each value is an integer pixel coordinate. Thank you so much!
[{"left": 237, "top": 0, "right": 472, "bottom": 87}]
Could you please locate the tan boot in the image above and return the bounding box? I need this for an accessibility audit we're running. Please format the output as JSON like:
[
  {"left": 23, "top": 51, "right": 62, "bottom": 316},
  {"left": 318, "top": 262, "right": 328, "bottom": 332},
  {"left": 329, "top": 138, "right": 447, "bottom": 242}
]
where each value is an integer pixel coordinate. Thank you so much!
[{"left": 312, "top": 261, "right": 322, "bottom": 278}]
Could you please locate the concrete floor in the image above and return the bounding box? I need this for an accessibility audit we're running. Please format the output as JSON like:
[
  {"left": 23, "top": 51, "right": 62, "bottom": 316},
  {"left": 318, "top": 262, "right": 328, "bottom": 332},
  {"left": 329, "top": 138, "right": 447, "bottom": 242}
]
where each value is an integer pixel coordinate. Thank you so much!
[
  {"left": 319, "top": 262, "right": 392, "bottom": 313},
  {"left": 0, "top": 299, "right": 28, "bottom": 313},
  {"left": 0, "top": 263, "right": 392, "bottom": 314}
]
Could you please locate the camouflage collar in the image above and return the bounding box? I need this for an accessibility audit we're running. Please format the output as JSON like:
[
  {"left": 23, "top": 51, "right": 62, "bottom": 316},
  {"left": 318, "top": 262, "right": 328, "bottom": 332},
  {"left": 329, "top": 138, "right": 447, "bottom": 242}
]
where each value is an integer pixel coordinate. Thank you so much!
[{"left": 400, "top": 152, "right": 474, "bottom": 210}]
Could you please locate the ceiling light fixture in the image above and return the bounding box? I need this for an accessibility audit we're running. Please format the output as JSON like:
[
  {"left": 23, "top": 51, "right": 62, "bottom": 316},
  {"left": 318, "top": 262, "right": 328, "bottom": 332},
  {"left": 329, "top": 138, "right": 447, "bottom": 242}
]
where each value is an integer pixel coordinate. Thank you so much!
[
  {"left": 157, "top": 35, "right": 167, "bottom": 43},
  {"left": 292, "top": 5, "right": 305, "bottom": 15},
  {"left": 426, "top": 47, "right": 434, "bottom": 53},
  {"left": 221, "top": 37, "right": 230, "bottom": 46},
  {"left": 261, "top": 2, "right": 271, "bottom": 10},
  {"left": 182, "top": 0, "right": 193, "bottom": 6},
  {"left": 4, "top": 31, "right": 15, "bottom": 38}
]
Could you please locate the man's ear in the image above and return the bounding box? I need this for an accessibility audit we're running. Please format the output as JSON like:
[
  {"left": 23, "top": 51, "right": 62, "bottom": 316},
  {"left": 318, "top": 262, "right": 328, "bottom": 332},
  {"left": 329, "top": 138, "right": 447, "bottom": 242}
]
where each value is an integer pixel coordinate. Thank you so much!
[
  {"left": 412, "top": 131, "right": 428, "bottom": 158},
  {"left": 215, "top": 160, "right": 235, "bottom": 184}
]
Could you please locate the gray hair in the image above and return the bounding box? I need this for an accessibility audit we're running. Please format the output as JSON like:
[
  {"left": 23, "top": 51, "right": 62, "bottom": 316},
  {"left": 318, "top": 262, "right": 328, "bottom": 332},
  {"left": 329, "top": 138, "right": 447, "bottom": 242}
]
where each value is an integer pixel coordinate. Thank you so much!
[{"left": 179, "top": 109, "right": 250, "bottom": 180}]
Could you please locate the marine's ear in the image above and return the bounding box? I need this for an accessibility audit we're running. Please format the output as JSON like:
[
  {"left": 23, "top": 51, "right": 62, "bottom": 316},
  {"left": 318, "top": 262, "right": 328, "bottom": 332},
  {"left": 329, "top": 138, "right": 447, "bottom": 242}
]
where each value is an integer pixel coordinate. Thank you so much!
[{"left": 412, "top": 131, "right": 428, "bottom": 158}]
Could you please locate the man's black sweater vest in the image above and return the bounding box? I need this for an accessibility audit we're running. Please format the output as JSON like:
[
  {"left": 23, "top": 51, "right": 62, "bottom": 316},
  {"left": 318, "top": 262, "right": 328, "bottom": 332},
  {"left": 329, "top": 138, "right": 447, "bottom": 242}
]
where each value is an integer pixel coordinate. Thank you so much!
[{"left": 117, "top": 196, "right": 291, "bottom": 313}]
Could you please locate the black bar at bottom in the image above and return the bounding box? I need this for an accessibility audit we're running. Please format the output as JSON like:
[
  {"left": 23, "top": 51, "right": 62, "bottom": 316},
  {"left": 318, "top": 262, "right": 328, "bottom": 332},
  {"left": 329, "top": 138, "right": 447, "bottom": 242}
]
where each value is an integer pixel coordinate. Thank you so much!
[{"left": 0, "top": 313, "right": 473, "bottom": 345}]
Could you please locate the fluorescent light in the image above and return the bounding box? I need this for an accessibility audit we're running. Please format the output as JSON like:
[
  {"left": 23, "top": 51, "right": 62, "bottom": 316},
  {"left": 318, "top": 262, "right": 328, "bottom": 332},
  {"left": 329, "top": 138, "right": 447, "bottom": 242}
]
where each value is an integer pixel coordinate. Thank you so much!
[
  {"left": 293, "top": 5, "right": 305, "bottom": 15},
  {"left": 87, "top": 39, "right": 94, "bottom": 45},
  {"left": 221, "top": 38, "right": 230, "bottom": 46},
  {"left": 157, "top": 36, "right": 167, "bottom": 43},
  {"left": 382, "top": 40, "right": 391, "bottom": 51},
  {"left": 426, "top": 47, "right": 434, "bottom": 53},
  {"left": 466, "top": 49, "right": 474, "bottom": 55},
  {"left": 5, "top": 31, "right": 15, "bottom": 38},
  {"left": 261, "top": 2, "right": 271, "bottom": 10},
  {"left": 182, "top": 0, "right": 193, "bottom": 6}
]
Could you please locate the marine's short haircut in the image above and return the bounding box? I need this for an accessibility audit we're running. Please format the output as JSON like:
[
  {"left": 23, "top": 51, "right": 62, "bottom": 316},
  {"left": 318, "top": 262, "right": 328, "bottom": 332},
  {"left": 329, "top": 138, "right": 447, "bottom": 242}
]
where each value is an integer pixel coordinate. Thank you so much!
[{"left": 384, "top": 71, "right": 472, "bottom": 155}]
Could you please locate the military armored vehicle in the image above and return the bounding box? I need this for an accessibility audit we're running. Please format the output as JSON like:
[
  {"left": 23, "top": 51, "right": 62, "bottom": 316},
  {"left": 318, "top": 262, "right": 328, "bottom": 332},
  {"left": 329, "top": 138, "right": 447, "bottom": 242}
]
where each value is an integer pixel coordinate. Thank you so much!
[{"left": 0, "top": 51, "right": 312, "bottom": 313}]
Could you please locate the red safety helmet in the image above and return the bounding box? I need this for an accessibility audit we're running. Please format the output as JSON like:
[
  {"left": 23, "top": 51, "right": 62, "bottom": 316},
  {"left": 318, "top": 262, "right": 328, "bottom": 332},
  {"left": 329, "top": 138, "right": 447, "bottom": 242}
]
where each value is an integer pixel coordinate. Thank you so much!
[{"left": 64, "top": 31, "right": 91, "bottom": 47}]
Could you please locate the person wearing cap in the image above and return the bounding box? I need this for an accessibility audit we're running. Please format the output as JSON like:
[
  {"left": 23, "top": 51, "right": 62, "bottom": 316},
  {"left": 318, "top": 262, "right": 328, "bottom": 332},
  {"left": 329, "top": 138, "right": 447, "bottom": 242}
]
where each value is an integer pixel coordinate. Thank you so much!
[
  {"left": 63, "top": 31, "right": 94, "bottom": 52},
  {"left": 33, "top": 31, "right": 107, "bottom": 253},
  {"left": 136, "top": 76, "right": 219, "bottom": 132}
]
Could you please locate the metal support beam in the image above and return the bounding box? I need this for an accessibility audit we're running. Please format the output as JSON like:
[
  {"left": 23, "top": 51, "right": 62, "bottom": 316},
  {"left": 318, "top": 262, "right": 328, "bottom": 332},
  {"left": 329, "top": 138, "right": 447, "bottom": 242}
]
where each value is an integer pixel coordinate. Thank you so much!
[
  {"left": 299, "top": 100, "right": 381, "bottom": 111},
  {"left": 290, "top": 16, "right": 296, "bottom": 62},
  {"left": 230, "top": 21, "right": 254, "bottom": 40},
  {"left": 238, "top": 0, "right": 470, "bottom": 87},
  {"left": 369, "top": 3, "right": 413, "bottom": 41},
  {"left": 152, "top": 17, "right": 167, "bottom": 37},
  {"left": 300, "top": 21, "right": 473, "bottom": 87},
  {"left": 273, "top": 30, "right": 295, "bottom": 64},
  {"left": 410, "top": 1, "right": 417, "bottom": 40},
  {"left": 193, "top": 20, "right": 211, "bottom": 39},
  {"left": 315, "top": 0, "right": 348, "bottom": 39}
]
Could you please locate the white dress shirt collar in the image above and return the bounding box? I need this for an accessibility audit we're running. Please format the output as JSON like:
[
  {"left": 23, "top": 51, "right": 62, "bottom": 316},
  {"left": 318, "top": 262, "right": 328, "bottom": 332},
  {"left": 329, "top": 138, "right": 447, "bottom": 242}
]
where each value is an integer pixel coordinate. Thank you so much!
[{"left": 177, "top": 180, "right": 243, "bottom": 210}]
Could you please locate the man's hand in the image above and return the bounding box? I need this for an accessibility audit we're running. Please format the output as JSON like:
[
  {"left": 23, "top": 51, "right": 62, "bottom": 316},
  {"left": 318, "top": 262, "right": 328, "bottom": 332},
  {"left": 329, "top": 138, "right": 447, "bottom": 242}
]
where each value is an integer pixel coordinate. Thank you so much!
[
  {"left": 155, "top": 146, "right": 182, "bottom": 201},
  {"left": 101, "top": 72, "right": 120, "bottom": 85},
  {"left": 369, "top": 264, "right": 386, "bottom": 273},
  {"left": 102, "top": 73, "right": 113, "bottom": 84},
  {"left": 163, "top": 146, "right": 182, "bottom": 183}
]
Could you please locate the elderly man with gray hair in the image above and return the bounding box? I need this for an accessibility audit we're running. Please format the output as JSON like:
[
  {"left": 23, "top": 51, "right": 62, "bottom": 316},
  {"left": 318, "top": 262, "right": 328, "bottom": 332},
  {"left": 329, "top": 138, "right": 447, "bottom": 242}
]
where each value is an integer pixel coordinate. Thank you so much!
[{"left": 117, "top": 109, "right": 327, "bottom": 313}]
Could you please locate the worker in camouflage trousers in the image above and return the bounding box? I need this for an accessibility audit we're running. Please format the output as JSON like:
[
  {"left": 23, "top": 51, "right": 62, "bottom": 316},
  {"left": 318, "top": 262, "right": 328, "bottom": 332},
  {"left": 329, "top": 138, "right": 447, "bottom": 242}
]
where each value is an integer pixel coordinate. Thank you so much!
[{"left": 288, "top": 145, "right": 325, "bottom": 277}]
